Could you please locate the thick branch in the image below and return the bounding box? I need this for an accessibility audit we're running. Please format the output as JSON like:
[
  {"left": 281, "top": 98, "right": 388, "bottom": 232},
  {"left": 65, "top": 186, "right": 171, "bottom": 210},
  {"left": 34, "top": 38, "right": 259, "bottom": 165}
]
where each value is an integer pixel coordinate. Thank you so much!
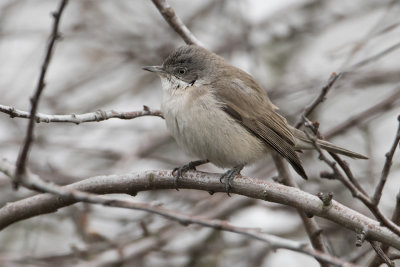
[
  {"left": 0, "top": 164, "right": 399, "bottom": 250},
  {"left": 0, "top": 168, "right": 357, "bottom": 267}
]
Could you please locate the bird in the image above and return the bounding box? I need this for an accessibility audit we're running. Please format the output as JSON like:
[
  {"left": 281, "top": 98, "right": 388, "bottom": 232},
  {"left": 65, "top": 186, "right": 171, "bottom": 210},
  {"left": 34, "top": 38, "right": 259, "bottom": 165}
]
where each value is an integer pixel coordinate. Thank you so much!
[{"left": 143, "top": 45, "right": 367, "bottom": 194}]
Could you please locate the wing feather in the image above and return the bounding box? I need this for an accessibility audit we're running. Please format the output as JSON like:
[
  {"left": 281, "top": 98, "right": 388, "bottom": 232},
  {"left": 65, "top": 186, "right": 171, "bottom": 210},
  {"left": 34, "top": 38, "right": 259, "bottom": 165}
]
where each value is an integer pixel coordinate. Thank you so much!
[{"left": 213, "top": 67, "right": 307, "bottom": 179}]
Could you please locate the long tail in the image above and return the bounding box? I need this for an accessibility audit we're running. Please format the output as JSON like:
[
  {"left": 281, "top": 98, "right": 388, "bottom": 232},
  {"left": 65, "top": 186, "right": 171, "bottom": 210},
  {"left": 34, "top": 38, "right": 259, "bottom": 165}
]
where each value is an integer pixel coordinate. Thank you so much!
[{"left": 290, "top": 127, "right": 368, "bottom": 159}]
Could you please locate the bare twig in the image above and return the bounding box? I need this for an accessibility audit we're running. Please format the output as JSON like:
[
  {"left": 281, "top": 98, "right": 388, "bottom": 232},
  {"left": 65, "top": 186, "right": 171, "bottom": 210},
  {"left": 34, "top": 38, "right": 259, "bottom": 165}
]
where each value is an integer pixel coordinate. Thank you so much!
[
  {"left": 151, "top": 0, "right": 203, "bottom": 46},
  {"left": 295, "top": 42, "right": 400, "bottom": 130},
  {"left": 0, "top": 104, "right": 163, "bottom": 124},
  {"left": 372, "top": 115, "right": 400, "bottom": 206},
  {"left": 345, "top": 42, "right": 400, "bottom": 72},
  {"left": 328, "top": 152, "right": 368, "bottom": 197},
  {"left": 271, "top": 154, "right": 332, "bottom": 267},
  {"left": 325, "top": 89, "right": 400, "bottom": 139},
  {"left": 14, "top": 0, "right": 68, "bottom": 188},
  {"left": 369, "top": 241, "right": 394, "bottom": 267},
  {"left": 303, "top": 128, "right": 400, "bottom": 237},
  {"left": 294, "top": 72, "right": 341, "bottom": 128}
]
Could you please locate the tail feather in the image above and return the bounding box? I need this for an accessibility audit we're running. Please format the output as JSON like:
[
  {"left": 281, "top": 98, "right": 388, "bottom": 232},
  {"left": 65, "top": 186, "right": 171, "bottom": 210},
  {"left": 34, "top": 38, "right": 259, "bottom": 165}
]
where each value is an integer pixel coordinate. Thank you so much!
[
  {"left": 290, "top": 127, "right": 368, "bottom": 160},
  {"left": 316, "top": 139, "right": 368, "bottom": 159}
]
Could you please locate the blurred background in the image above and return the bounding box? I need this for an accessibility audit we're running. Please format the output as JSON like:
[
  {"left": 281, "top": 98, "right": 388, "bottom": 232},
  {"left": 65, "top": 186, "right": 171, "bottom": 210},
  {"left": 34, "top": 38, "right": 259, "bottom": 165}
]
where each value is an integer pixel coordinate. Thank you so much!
[{"left": 0, "top": 0, "right": 399, "bottom": 266}]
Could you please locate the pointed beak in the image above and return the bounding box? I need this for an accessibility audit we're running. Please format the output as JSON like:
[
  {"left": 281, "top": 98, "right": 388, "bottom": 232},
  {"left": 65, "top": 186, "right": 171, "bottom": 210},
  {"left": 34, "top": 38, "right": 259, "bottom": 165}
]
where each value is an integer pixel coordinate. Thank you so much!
[{"left": 142, "top": 65, "right": 165, "bottom": 74}]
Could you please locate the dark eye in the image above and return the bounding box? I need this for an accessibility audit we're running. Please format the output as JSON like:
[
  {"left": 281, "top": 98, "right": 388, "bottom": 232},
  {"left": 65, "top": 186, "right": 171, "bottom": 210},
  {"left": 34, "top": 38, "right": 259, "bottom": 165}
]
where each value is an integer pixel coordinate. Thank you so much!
[{"left": 178, "top": 68, "right": 186, "bottom": 74}]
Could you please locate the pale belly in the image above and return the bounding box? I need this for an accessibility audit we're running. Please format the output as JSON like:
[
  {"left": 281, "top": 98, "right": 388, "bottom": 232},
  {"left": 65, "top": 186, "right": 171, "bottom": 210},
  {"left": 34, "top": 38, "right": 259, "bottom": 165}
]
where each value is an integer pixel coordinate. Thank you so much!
[{"left": 161, "top": 90, "right": 267, "bottom": 168}]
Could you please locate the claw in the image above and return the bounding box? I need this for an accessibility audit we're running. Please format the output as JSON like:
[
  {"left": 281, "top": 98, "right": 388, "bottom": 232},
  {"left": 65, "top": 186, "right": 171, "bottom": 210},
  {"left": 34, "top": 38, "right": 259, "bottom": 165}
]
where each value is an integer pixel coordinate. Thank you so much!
[
  {"left": 172, "top": 159, "right": 208, "bottom": 190},
  {"left": 219, "top": 164, "right": 244, "bottom": 196},
  {"left": 172, "top": 167, "right": 184, "bottom": 189}
]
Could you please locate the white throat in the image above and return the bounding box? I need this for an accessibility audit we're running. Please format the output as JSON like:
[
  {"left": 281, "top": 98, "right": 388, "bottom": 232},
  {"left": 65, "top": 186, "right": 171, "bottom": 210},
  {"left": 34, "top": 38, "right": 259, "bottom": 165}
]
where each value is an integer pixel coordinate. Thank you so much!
[{"left": 159, "top": 75, "right": 194, "bottom": 94}]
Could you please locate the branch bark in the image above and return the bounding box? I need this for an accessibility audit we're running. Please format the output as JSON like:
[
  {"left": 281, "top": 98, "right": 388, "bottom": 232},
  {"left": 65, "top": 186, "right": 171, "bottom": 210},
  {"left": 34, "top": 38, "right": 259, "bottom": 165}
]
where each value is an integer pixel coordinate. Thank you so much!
[
  {"left": 151, "top": 0, "right": 203, "bottom": 46},
  {"left": 0, "top": 105, "right": 163, "bottom": 124},
  {"left": 14, "top": 0, "right": 69, "bottom": 187},
  {"left": 0, "top": 162, "right": 399, "bottom": 250}
]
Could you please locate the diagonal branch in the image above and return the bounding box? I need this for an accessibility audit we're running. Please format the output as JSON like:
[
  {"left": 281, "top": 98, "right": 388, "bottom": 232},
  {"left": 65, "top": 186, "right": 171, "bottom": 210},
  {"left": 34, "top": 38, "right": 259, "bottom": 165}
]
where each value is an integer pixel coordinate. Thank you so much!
[
  {"left": 151, "top": 0, "right": 203, "bottom": 46},
  {"left": 14, "top": 0, "right": 69, "bottom": 188},
  {"left": 372, "top": 115, "right": 400, "bottom": 206},
  {"left": 294, "top": 72, "right": 341, "bottom": 128},
  {"left": 303, "top": 127, "right": 400, "bottom": 237},
  {"left": 345, "top": 42, "right": 400, "bottom": 72},
  {"left": 271, "top": 154, "right": 332, "bottom": 267},
  {"left": 325, "top": 89, "right": 400, "bottom": 139}
]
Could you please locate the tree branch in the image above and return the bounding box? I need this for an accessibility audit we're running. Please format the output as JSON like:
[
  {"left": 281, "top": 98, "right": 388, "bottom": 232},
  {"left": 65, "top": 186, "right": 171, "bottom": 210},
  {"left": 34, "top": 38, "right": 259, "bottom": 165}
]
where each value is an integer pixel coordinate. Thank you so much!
[
  {"left": 14, "top": 0, "right": 69, "bottom": 187},
  {"left": 325, "top": 88, "right": 400, "bottom": 139},
  {"left": 303, "top": 126, "right": 400, "bottom": 237},
  {"left": 151, "top": 0, "right": 203, "bottom": 46},
  {"left": 0, "top": 160, "right": 399, "bottom": 251},
  {"left": 372, "top": 115, "right": 400, "bottom": 205},
  {"left": 271, "top": 154, "right": 332, "bottom": 267},
  {"left": 294, "top": 72, "right": 341, "bottom": 128},
  {"left": 0, "top": 104, "right": 163, "bottom": 124}
]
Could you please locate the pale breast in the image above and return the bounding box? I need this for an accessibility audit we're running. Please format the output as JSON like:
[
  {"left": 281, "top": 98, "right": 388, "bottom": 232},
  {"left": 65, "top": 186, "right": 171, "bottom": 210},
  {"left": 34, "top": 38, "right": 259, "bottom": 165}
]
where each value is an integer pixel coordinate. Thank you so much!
[{"left": 161, "top": 86, "right": 267, "bottom": 168}]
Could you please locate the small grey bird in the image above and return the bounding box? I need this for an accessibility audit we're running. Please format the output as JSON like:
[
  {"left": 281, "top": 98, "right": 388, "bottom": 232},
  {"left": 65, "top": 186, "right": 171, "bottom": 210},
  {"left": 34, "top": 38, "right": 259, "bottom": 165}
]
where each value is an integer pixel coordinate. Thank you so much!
[{"left": 143, "top": 45, "right": 367, "bottom": 193}]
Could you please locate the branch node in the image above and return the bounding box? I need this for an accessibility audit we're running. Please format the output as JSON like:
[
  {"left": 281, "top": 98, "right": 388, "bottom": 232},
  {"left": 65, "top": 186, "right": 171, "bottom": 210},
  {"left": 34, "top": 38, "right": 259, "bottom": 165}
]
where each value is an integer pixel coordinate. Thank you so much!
[
  {"left": 272, "top": 175, "right": 284, "bottom": 184},
  {"left": 128, "top": 191, "right": 137, "bottom": 197},
  {"left": 165, "top": 7, "right": 175, "bottom": 18},
  {"left": 179, "top": 219, "right": 190, "bottom": 226},
  {"left": 312, "top": 229, "right": 323, "bottom": 238},
  {"left": 320, "top": 171, "right": 336, "bottom": 180},
  {"left": 262, "top": 190, "right": 268, "bottom": 200},
  {"left": 317, "top": 192, "right": 333, "bottom": 207},
  {"left": 356, "top": 228, "right": 367, "bottom": 247},
  {"left": 305, "top": 212, "right": 314, "bottom": 218},
  {"left": 9, "top": 107, "right": 16, "bottom": 118}
]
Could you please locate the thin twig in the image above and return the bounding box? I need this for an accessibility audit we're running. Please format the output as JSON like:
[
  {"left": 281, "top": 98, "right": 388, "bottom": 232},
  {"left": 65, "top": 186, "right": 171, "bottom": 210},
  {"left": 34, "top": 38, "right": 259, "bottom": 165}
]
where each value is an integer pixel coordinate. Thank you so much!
[
  {"left": 325, "top": 89, "right": 400, "bottom": 139},
  {"left": 295, "top": 42, "right": 400, "bottom": 130},
  {"left": 372, "top": 115, "right": 400, "bottom": 206},
  {"left": 329, "top": 152, "right": 368, "bottom": 197},
  {"left": 271, "top": 154, "right": 332, "bottom": 267},
  {"left": 294, "top": 72, "right": 341, "bottom": 128},
  {"left": 303, "top": 127, "right": 400, "bottom": 237},
  {"left": 369, "top": 241, "right": 394, "bottom": 267},
  {"left": 0, "top": 104, "right": 163, "bottom": 124},
  {"left": 345, "top": 42, "right": 400, "bottom": 72},
  {"left": 151, "top": 0, "right": 203, "bottom": 46},
  {"left": 14, "top": 0, "right": 68, "bottom": 188}
]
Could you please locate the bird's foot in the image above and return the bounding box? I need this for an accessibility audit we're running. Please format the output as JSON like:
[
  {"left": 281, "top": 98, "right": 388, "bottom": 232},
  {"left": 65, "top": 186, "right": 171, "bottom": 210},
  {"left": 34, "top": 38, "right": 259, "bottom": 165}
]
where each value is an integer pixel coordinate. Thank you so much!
[
  {"left": 219, "top": 164, "right": 245, "bottom": 196},
  {"left": 172, "top": 159, "right": 209, "bottom": 190}
]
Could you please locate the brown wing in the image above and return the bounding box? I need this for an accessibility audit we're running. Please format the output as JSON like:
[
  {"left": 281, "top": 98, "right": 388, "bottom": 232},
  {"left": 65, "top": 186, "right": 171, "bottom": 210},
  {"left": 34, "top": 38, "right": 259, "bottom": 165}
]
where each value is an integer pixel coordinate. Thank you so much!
[{"left": 212, "top": 66, "right": 307, "bottom": 179}]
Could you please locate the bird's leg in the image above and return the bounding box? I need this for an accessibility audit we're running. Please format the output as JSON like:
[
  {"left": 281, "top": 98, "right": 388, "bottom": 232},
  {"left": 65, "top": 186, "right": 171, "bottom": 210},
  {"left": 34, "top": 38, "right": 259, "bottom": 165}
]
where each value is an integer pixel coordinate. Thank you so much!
[
  {"left": 219, "top": 164, "right": 245, "bottom": 196},
  {"left": 172, "top": 159, "right": 209, "bottom": 189}
]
